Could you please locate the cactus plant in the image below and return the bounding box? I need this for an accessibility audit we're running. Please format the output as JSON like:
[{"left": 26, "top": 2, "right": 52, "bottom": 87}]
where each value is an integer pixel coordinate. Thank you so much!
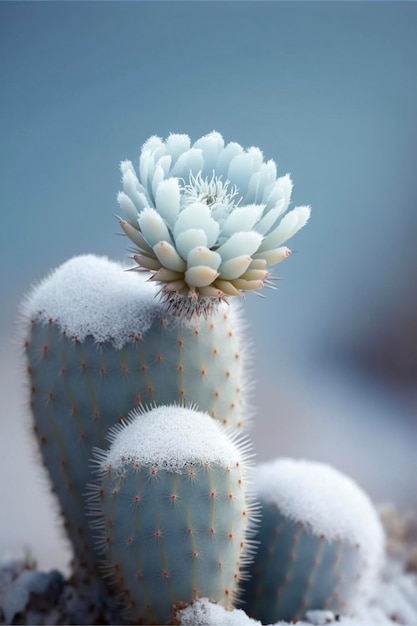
[
  {"left": 241, "top": 458, "right": 385, "bottom": 624},
  {"left": 21, "top": 254, "right": 252, "bottom": 572},
  {"left": 87, "top": 403, "right": 258, "bottom": 625},
  {"left": 117, "top": 130, "right": 310, "bottom": 317},
  {"left": 17, "top": 130, "right": 318, "bottom": 623}
]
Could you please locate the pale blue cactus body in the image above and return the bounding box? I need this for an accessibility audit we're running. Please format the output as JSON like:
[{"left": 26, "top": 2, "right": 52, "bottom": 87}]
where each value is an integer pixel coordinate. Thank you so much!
[
  {"left": 22, "top": 255, "right": 251, "bottom": 571},
  {"left": 241, "top": 459, "right": 385, "bottom": 624},
  {"left": 243, "top": 505, "right": 363, "bottom": 622},
  {"left": 88, "top": 405, "right": 257, "bottom": 625}
]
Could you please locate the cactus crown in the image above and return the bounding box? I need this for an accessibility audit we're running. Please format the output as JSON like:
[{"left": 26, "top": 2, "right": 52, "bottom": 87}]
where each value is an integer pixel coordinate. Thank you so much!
[{"left": 117, "top": 131, "right": 310, "bottom": 318}]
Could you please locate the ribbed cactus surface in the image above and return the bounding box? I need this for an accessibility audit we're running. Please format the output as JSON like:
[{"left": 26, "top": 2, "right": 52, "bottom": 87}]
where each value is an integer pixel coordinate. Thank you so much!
[
  {"left": 241, "top": 459, "right": 385, "bottom": 624},
  {"left": 88, "top": 404, "right": 257, "bottom": 625},
  {"left": 21, "top": 255, "right": 251, "bottom": 571}
]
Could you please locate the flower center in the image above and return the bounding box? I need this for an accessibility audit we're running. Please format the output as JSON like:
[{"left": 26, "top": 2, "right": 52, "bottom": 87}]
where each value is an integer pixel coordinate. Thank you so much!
[{"left": 182, "top": 172, "right": 239, "bottom": 210}]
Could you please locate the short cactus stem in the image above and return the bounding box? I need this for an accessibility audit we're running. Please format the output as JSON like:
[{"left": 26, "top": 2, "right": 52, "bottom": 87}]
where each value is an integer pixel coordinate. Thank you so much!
[
  {"left": 87, "top": 404, "right": 258, "bottom": 624},
  {"left": 241, "top": 459, "right": 385, "bottom": 624}
]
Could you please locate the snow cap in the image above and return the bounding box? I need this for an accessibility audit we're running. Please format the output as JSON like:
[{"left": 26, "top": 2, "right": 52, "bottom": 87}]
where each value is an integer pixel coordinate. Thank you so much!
[
  {"left": 255, "top": 458, "right": 385, "bottom": 598},
  {"left": 100, "top": 405, "right": 245, "bottom": 473},
  {"left": 21, "top": 255, "right": 164, "bottom": 348}
]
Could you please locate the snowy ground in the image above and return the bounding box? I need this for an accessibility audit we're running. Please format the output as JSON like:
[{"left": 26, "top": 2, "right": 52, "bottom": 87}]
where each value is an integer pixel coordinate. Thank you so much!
[{"left": 1, "top": 508, "right": 416, "bottom": 626}]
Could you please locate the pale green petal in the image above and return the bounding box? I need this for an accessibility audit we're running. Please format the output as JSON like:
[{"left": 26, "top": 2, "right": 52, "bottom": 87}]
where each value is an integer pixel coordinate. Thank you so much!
[
  {"left": 170, "top": 148, "right": 204, "bottom": 178},
  {"left": 218, "top": 255, "right": 252, "bottom": 280},
  {"left": 122, "top": 169, "right": 150, "bottom": 211},
  {"left": 216, "top": 231, "right": 263, "bottom": 262},
  {"left": 117, "top": 191, "right": 139, "bottom": 227},
  {"left": 264, "top": 174, "right": 293, "bottom": 211},
  {"left": 193, "top": 132, "right": 225, "bottom": 178},
  {"left": 165, "top": 133, "right": 191, "bottom": 164},
  {"left": 187, "top": 246, "right": 222, "bottom": 271},
  {"left": 228, "top": 151, "right": 261, "bottom": 199},
  {"left": 151, "top": 165, "right": 165, "bottom": 200},
  {"left": 258, "top": 206, "right": 311, "bottom": 251},
  {"left": 155, "top": 178, "right": 181, "bottom": 226},
  {"left": 153, "top": 241, "right": 186, "bottom": 272},
  {"left": 185, "top": 266, "right": 219, "bottom": 288},
  {"left": 175, "top": 229, "right": 208, "bottom": 260},
  {"left": 174, "top": 203, "right": 219, "bottom": 248},
  {"left": 215, "top": 141, "right": 244, "bottom": 179},
  {"left": 138, "top": 208, "right": 173, "bottom": 248},
  {"left": 221, "top": 204, "right": 264, "bottom": 237}
]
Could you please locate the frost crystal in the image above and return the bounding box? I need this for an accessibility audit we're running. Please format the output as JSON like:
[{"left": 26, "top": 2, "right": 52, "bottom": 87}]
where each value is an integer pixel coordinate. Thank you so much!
[{"left": 117, "top": 131, "right": 310, "bottom": 317}]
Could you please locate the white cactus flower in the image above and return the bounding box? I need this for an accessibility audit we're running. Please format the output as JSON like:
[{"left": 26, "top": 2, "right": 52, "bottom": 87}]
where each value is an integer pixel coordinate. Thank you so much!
[{"left": 117, "top": 131, "right": 310, "bottom": 317}]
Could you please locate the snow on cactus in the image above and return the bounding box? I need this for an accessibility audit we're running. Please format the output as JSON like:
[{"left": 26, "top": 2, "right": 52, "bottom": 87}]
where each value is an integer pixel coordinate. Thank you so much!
[
  {"left": 87, "top": 404, "right": 258, "bottom": 625},
  {"left": 117, "top": 131, "right": 310, "bottom": 317},
  {"left": 241, "top": 459, "right": 385, "bottom": 624},
  {"left": 20, "top": 254, "right": 252, "bottom": 573}
]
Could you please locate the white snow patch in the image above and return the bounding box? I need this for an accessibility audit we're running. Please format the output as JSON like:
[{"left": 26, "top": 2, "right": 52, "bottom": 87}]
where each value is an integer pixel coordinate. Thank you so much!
[
  {"left": 178, "top": 585, "right": 417, "bottom": 626},
  {"left": 100, "top": 405, "right": 245, "bottom": 473},
  {"left": 178, "top": 598, "right": 262, "bottom": 626},
  {"left": 20, "top": 254, "right": 245, "bottom": 352},
  {"left": 255, "top": 459, "right": 385, "bottom": 598},
  {"left": 20, "top": 255, "right": 163, "bottom": 349}
]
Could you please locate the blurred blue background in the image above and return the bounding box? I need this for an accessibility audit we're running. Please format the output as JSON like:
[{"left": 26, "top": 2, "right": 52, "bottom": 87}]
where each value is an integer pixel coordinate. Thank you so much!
[{"left": 1, "top": 1, "right": 416, "bottom": 571}]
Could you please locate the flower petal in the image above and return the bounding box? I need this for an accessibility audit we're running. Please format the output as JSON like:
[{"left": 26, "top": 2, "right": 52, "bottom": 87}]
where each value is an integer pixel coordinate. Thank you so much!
[
  {"left": 221, "top": 204, "right": 264, "bottom": 237},
  {"left": 245, "top": 159, "right": 277, "bottom": 204},
  {"left": 152, "top": 165, "right": 165, "bottom": 200},
  {"left": 118, "top": 218, "right": 153, "bottom": 254},
  {"left": 253, "top": 246, "right": 292, "bottom": 265},
  {"left": 185, "top": 266, "right": 219, "bottom": 288},
  {"left": 227, "top": 148, "right": 263, "bottom": 198},
  {"left": 133, "top": 253, "right": 161, "bottom": 271},
  {"left": 165, "top": 134, "right": 191, "bottom": 164},
  {"left": 175, "top": 229, "right": 208, "bottom": 260},
  {"left": 117, "top": 192, "right": 139, "bottom": 227},
  {"left": 142, "top": 136, "right": 167, "bottom": 169},
  {"left": 263, "top": 174, "right": 293, "bottom": 211},
  {"left": 240, "top": 268, "right": 268, "bottom": 281},
  {"left": 254, "top": 176, "right": 294, "bottom": 234},
  {"left": 149, "top": 268, "right": 183, "bottom": 282},
  {"left": 231, "top": 278, "right": 264, "bottom": 291},
  {"left": 153, "top": 241, "right": 187, "bottom": 272},
  {"left": 121, "top": 165, "right": 150, "bottom": 211},
  {"left": 215, "top": 141, "right": 244, "bottom": 179},
  {"left": 138, "top": 208, "right": 173, "bottom": 248},
  {"left": 258, "top": 206, "right": 311, "bottom": 251},
  {"left": 142, "top": 135, "right": 164, "bottom": 155},
  {"left": 187, "top": 246, "right": 222, "bottom": 271},
  {"left": 155, "top": 178, "right": 181, "bottom": 226},
  {"left": 216, "top": 231, "right": 263, "bottom": 262},
  {"left": 248, "top": 258, "right": 268, "bottom": 270},
  {"left": 139, "top": 155, "right": 153, "bottom": 199},
  {"left": 174, "top": 203, "right": 219, "bottom": 248},
  {"left": 213, "top": 279, "right": 242, "bottom": 297},
  {"left": 193, "top": 131, "right": 224, "bottom": 178},
  {"left": 156, "top": 154, "right": 172, "bottom": 178},
  {"left": 218, "top": 255, "right": 252, "bottom": 280},
  {"left": 170, "top": 148, "right": 204, "bottom": 178}
]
